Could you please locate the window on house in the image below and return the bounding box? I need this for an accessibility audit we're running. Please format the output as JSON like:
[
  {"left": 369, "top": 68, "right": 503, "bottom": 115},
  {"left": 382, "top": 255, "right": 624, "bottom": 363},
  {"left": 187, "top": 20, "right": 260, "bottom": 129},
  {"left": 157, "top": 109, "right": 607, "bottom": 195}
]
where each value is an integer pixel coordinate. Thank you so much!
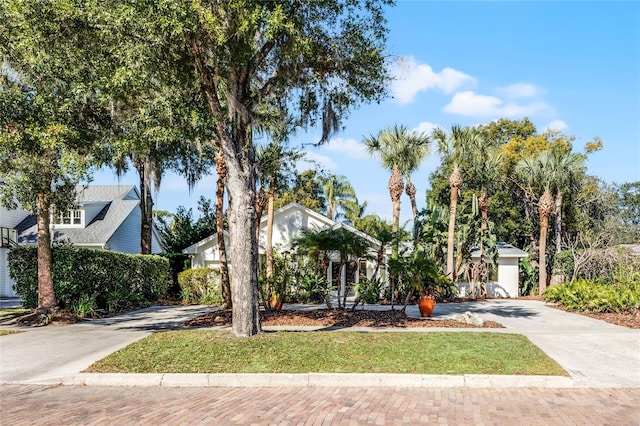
[
  {"left": 53, "top": 208, "right": 83, "bottom": 226},
  {"left": 1, "top": 227, "right": 17, "bottom": 248}
]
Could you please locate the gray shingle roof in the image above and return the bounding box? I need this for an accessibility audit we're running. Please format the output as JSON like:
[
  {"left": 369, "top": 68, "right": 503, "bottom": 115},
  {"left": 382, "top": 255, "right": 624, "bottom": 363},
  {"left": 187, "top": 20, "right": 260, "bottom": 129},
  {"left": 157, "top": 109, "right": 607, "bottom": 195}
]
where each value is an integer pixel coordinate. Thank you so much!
[{"left": 17, "top": 185, "right": 139, "bottom": 247}]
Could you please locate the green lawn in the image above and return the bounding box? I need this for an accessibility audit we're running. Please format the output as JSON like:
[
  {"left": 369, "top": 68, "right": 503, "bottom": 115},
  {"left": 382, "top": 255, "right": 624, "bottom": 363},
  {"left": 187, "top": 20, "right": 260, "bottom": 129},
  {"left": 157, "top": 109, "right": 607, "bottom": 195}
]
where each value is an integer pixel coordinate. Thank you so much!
[{"left": 87, "top": 330, "right": 567, "bottom": 376}]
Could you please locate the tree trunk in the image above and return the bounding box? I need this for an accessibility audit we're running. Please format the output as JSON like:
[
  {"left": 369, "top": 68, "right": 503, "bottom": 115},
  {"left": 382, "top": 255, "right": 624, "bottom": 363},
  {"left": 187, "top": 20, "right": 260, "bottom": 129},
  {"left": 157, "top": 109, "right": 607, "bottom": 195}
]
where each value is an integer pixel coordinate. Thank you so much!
[
  {"left": 265, "top": 188, "right": 275, "bottom": 279},
  {"left": 225, "top": 152, "right": 261, "bottom": 336},
  {"left": 391, "top": 198, "right": 401, "bottom": 259},
  {"left": 36, "top": 193, "right": 57, "bottom": 311},
  {"left": 215, "top": 153, "right": 232, "bottom": 309},
  {"left": 479, "top": 188, "right": 488, "bottom": 231},
  {"left": 138, "top": 159, "right": 153, "bottom": 254},
  {"left": 390, "top": 197, "right": 401, "bottom": 309},
  {"left": 192, "top": 38, "right": 260, "bottom": 336},
  {"left": 446, "top": 185, "right": 459, "bottom": 280},
  {"left": 554, "top": 191, "right": 563, "bottom": 253},
  {"left": 539, "top": 213, "right": 549, "bottom": 295}
]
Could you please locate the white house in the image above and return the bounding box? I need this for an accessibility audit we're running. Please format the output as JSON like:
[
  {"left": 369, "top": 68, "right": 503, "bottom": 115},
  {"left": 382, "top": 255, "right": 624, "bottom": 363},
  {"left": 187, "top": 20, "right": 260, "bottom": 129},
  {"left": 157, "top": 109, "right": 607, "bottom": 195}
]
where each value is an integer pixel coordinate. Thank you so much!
[
  {"left": 183, "top": 202, "right": 383, "bottom": 294},
  {"left": 0, "top": 185, "right": 163, "bottom": 297},
  {"left": 458, "top": 242, "right": 529, "bottom": 298}
]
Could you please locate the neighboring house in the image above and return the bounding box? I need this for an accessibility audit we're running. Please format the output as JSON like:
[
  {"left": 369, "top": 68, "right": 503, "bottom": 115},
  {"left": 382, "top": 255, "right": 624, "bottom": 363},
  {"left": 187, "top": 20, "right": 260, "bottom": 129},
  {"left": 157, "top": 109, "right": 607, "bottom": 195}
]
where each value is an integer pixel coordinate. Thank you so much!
[
  {"left": 183, "top": 202, "right": 383, "bottom": 294},
  {"left": 0, "top": 185, "right": 163, "bottom": 297},
  {"left": 460, "top": 242, "right": 529, "bottom": 298},
  {"left": 0, "top": 202, "right": 30, "bottom": 298}
]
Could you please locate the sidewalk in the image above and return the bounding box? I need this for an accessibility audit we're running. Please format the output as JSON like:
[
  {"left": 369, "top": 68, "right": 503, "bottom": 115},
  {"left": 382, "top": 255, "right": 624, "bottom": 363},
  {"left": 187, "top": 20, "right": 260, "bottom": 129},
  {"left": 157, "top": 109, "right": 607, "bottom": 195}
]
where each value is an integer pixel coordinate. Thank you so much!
[{"left": 1, "top": 300, "right": 639, "bottom": 388}]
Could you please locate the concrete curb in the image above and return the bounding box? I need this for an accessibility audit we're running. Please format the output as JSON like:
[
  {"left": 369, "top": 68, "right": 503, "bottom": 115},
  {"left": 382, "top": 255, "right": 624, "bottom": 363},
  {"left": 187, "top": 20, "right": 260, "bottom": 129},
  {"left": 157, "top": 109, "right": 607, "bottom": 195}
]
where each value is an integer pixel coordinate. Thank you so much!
[{"left": 41, "top": 373, "right": 594, "bottom": 388}]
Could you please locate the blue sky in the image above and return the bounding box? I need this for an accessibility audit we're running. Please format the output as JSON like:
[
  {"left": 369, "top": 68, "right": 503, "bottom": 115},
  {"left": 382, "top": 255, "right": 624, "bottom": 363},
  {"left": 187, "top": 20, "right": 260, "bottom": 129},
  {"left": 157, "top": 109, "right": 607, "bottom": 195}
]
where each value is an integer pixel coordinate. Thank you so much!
[{"left": 92, "top": 1, "right": 640, "bottom": 224}]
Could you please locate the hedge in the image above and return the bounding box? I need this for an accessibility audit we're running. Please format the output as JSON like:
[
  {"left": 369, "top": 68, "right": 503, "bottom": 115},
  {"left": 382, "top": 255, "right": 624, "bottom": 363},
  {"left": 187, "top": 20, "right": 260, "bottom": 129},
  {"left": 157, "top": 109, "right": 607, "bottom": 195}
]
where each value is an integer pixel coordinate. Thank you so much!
[{"left": 8, "top": 245, "right": 170, "bottom": 311}]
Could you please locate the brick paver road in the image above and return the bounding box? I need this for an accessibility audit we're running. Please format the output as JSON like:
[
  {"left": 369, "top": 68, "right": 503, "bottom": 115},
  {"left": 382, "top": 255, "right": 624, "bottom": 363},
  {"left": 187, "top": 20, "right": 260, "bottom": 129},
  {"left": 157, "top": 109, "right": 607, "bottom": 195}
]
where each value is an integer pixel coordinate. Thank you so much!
[{"left": 1, "top": 385, "right": 638, "bottom": 425}]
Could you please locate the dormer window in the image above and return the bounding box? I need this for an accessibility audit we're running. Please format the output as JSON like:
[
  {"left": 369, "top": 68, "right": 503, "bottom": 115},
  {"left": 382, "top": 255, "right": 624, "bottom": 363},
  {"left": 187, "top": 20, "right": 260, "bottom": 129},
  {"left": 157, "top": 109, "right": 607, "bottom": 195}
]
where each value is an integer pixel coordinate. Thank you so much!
[{"left": 53, "top": 208, "right": 84, "bottom": 227}]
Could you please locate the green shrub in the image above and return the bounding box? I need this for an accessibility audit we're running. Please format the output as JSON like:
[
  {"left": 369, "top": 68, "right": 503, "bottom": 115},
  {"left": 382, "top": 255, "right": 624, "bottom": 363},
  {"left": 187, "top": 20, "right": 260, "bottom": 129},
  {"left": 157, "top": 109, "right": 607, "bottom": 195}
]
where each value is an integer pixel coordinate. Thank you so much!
[
  {"left": 544, "top": 279, "right": 640, "bottom": 313},
  {"left": 158, "top": 252, "right": 190, "bottom": 297},
  {"left": 356, "top": 277, "right": 381, "bottom": 304},
  {"left": 553, "top": 250, "right": 574, "bottom": 278},
  {"left": 8, "top": 245, "right": 170, "bottom": 311},
  {"left": 519, "top": 257, "right": 538, "bottom": 296},
  {"left": 69, "top": 293, "right": 98, "bottom": 318},
  {"left": 177, "top": 268, "right": 222, "bottom": 305}
]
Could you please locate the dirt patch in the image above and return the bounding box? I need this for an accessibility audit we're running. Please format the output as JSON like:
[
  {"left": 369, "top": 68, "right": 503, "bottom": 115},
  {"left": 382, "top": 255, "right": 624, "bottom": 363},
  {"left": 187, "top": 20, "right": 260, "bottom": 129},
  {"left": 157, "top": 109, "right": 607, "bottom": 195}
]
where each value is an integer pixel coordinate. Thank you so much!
[{"left": 183, "top": 308, "right": 504, "bottom": 329}]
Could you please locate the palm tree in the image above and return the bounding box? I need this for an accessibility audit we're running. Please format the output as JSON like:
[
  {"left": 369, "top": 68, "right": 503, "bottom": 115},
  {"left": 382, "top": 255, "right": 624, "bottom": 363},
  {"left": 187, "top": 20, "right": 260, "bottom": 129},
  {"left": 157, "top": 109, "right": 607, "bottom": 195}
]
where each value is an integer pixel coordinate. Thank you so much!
[
  {"left": 363, "top": 125, "right": 430, "bottom": 255},
  {"left": 256, "top": 140, "right": 302, "bottom": 279},
  {"left": 431, "top": 125, "right": 483, "bottom": 280},
  {"left": 516, "top": 151, "right": 556, "bottom": 294},
  {"left": 320, "top": 174, "right": 359, "bottom": 222},
  {"left": 548, "top": 146, "right": 585, "bottom": 253}
]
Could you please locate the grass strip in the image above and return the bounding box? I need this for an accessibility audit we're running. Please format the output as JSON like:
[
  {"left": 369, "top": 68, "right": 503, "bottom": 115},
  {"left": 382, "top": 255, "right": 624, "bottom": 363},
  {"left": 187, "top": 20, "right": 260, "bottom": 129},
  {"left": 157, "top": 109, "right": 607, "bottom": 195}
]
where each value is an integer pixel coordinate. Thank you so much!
[
  {"left": 0, "top": 308, "right": 30, "bottom": 322},
  {"left": 87, "top": 331, "right": 567, "bottom": 376}
]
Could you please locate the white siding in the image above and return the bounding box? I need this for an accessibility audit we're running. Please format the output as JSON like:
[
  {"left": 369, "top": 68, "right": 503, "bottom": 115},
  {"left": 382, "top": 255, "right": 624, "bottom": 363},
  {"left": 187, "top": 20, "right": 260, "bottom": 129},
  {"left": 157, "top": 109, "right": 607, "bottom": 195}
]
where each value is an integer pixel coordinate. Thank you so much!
[
  {"left": 107, "top": 206, "right": 142, "bottom": 254},
  {"left": 0, "top": 248, "right": 17, "bottom": 297},
  {"left": 258, "top": 206, "right": 329, "bottom": 252},
  {"left": 495, "top": 257, "right": 520, "bottom": 298},
  {"left": 191, "top": 236, "right": 230, "bottom": 268}
]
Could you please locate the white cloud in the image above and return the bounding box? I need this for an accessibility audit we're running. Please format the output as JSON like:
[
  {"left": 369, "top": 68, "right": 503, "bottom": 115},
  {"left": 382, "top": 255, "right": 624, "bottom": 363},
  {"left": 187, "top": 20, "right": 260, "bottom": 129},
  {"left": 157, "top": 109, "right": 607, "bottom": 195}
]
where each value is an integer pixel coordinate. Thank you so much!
[
  {"left": 324, "top": 137, "right": 369, "bottom": 159},
  {"left": 297, "top": 151, "right": 337, "bottom": 172},
  {"left": 412, "top": 121, "right": 439, "bottom": 136},
  {"left": 545, "top": 119, "right": 569, "bottom": 132},
  {"left": 498, "top": 83, "right": 541, "bottom": 99},
  {"left": 443, "top": 91, "right": 552, "bottom": 117},
  {"left": 390, "top": 56, "right": 476, "bottom": 104}
]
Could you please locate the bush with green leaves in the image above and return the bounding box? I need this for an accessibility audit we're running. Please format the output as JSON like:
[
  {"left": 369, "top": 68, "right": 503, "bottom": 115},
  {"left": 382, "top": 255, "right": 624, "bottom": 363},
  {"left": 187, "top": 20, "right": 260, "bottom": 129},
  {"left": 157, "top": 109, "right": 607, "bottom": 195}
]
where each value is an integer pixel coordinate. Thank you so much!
[
  {"left": 544, "top": 279, "right": 640, "bottom": 313},
  {"left": 8, "top": 245, "right": 170, "bottom": 311},
  {"left": 553, "top": 250, "right": 574, "bottom": 279},
  {"left": 177, "top": 268, "right": 222, "bottom": 305},
  {"left": 356, "top": 277, "right": 381, "bottom": 304}
]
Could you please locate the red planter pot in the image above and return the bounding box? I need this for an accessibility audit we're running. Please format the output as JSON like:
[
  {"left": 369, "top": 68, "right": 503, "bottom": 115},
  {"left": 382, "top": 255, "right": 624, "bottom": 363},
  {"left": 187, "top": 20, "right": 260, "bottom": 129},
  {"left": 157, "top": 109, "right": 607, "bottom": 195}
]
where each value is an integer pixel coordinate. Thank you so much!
[{"left": 417, "top": 295, "right": 436, "bottom": 317}]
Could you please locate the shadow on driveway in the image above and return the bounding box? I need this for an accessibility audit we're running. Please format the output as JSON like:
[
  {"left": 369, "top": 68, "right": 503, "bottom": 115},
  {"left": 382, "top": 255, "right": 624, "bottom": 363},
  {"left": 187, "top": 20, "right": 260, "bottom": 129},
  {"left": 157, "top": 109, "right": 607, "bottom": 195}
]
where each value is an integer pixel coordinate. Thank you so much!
[{"left": 431, "top": 300, "right": 541, "bottom": 320}]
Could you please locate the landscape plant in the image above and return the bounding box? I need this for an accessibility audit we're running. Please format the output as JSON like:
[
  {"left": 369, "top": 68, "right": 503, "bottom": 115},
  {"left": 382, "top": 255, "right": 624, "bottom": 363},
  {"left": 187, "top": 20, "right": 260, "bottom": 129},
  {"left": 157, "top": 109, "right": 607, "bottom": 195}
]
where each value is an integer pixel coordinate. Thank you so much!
[
  {"left": 544, "top": 279, "right": 639, "bottom": 313},
  {"left": 177, "top": 268, "right": 222, "bottom": 305},
  {"left": 8, "top": 245, "right": 169, "bottom": 312}
]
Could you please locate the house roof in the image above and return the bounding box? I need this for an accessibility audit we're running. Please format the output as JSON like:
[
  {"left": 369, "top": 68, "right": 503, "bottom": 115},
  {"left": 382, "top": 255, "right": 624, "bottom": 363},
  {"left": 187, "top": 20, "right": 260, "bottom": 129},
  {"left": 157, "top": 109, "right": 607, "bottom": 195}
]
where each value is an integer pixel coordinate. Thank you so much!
[
  {"left": 260, "top": 202, "right": 333, "bottom": 228},
  {"left": 182, "top": 230, "right": 230, "bottom": 254},
  {"left": 184, "top": 202, "right": 382, "bottom": 254},
  {"left": 470, "top": 242, "right": 528, "bottom": 259},
  {"left": 17, "top": 185, "right": 140, "bottom": 247}
]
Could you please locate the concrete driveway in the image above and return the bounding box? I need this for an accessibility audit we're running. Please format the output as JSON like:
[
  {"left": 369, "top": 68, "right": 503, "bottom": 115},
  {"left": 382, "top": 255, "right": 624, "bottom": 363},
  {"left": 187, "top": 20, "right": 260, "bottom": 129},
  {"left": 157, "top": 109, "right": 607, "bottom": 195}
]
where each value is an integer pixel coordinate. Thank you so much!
[
  {"left": 0, "top": 304, "right": 217, "bottom": 384},
  {"left": 423, "top": 299, "right": 640, "bottom": 388}
]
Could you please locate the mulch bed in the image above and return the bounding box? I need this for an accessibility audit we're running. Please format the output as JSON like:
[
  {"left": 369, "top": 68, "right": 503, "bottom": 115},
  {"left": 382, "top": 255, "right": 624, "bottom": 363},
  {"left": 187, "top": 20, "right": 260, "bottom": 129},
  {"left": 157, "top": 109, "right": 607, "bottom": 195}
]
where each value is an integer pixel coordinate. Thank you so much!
[
  {"left": 551, "top": 306, "right": 640, "bottom": 329},
  {"left": 182, "top": 308, "right": 505, "bottom": 329}
]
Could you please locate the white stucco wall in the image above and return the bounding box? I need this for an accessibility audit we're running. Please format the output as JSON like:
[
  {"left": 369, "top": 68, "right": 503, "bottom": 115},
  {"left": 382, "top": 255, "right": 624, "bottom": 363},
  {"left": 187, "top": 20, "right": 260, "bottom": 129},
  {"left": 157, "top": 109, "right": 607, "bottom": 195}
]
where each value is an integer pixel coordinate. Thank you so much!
[
  {"left": 494, "top": 257, "right": 520, "bottom": 297},
  {"left": 259, "top": 206, "right": 328, "bottom": 252}
]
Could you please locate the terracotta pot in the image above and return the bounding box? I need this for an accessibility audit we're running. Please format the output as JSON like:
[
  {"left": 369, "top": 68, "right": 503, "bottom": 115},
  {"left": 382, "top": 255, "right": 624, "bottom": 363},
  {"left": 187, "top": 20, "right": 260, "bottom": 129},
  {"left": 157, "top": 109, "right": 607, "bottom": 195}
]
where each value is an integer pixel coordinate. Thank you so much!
[
  {"left": 417, "top": 295, "right": 436, "bottom": 317},
  {"left": 269, "top": 295, "right": 283, "bottom": 311}
]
